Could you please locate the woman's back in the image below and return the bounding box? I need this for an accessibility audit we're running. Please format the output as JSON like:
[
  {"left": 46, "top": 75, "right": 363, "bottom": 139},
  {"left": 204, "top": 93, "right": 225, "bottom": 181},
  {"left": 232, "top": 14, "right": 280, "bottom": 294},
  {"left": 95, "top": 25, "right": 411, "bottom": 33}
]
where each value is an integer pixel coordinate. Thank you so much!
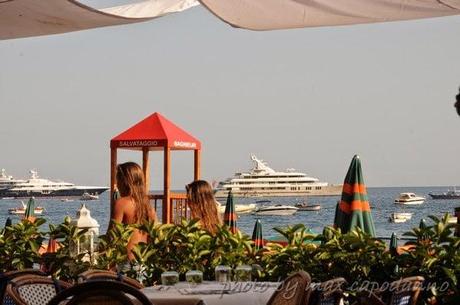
[
  {"left": 112, "top": 196, "right": 156, "bottom": 259},
  {"left": 110, "top": 162, "right": 157, "bottom": 260}
]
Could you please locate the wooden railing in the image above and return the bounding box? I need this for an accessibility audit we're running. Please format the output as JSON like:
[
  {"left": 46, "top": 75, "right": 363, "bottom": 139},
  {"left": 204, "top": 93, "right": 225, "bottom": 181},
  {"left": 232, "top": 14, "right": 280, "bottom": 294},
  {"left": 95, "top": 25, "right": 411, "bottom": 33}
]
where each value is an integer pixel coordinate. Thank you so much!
[{"left": 149, "top": 193, "right": 190, "bottom": 224}]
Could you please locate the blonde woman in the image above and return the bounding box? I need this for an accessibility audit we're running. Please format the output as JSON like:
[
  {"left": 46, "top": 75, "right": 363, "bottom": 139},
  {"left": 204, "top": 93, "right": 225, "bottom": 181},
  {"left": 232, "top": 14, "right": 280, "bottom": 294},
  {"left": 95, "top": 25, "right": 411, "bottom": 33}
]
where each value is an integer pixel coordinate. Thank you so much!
[
  {"left": 111, "top": 162, "right": 156, "bottom": 260},
  {"left": 186, "top": 180, "right": 222, "bottom": 234}
]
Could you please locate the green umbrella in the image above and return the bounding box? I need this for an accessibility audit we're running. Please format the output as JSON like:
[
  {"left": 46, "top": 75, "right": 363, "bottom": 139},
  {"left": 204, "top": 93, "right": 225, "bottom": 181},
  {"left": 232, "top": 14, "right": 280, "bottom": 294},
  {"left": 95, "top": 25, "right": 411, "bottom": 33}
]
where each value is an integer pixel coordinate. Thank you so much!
[
  {"left": 419, "top": 218, "right": 427, "bottom": 229},
  {"left": 223, "top": 191, "right": 237, "bottom": 234},
  {"left": 4, "top": 217, "right": 12, "bottom": 229},
  {"left": 419, "top": 218, "right": 429, "bottom": 241},
  {"left": 252, "top": 219, "right": 263, "bottom": 250},
  {"left": 390, "top": 232, "right": 398, "bottom": 256},
  {"left": 334, "top": 155, "right": 376, "bottom": 236},
  {"left": 24, "top": 197, "right": 36, "bottom": 219}
]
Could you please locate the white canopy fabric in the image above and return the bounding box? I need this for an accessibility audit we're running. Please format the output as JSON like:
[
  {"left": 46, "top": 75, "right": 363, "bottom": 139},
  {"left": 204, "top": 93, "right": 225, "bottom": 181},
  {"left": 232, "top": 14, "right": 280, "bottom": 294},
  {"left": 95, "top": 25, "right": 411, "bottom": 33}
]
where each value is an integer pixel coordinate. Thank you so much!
[
  {"left": 199, "top": 0, "right": 460, "bottom": 30},
  {"left": 1, "top": 0, "right": 460, "bottom": 40},
  {"left": 0, "top": 0, "right": 198, "bottom": 40}
]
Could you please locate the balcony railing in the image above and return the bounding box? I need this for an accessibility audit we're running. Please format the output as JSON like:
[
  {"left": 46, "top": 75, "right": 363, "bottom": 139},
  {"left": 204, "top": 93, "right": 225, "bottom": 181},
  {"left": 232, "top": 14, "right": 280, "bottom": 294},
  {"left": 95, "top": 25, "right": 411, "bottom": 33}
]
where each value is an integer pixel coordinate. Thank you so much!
[{"left": 149, "top": 193, "right": 190, "bottom": 224}]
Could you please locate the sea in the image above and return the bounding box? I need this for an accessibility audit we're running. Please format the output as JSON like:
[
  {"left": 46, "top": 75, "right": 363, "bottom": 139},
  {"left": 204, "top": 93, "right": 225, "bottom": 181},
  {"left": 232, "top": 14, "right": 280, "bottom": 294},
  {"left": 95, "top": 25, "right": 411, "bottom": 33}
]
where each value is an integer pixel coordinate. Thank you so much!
[{"left": 1, "top": 186, "right": 459, "bottom": 241}]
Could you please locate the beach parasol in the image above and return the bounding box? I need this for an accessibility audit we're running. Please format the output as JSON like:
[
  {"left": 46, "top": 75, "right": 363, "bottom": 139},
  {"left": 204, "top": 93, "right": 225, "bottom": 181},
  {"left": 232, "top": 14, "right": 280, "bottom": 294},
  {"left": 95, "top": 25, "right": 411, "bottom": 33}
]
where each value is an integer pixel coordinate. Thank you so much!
[
  {"left": 418, "top": 218, "right": 429, "bottom": 241},
  {"left": 252, "top": 219, "right": 264, "bottom": 250},
  {"left": 4, "top": 217, "right": 12, "bottom": 229},
  {"left": 223, "top": 191, "right": 237, "bottom": 234},
  {"left": 419, "top": 218, "right": 427, "bottom": 229},
  {"left": 334, "top": 155, "right": 376, "bottom": 236},
  {"left": 390, "top": 232, "right": 398, "bottom": 255},
  {"left": 46, "top": 238, "right": 58, "bottom": 253},
  {"left": 24, "top": 197, "right": 36, "bottom": 221}
]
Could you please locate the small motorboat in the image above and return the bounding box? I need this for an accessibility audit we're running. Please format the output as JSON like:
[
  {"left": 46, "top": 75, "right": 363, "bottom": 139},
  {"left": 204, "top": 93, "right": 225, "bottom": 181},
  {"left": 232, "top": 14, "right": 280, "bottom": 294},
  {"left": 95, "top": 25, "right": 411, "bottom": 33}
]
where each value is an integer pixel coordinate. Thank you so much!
[
  {"left": 389, "top": 212, "right": 413, "bottom": 223},
  {"left": 429, "top": 188, "right": 460, "bottom": 199},
  {"left": 8, "top": 201, "right": 44, "bottom": 215},
  {"left": 60, "top": 198, "right": 74, "bottom": 202},
  {"left": 80, "top": 192, "right": 99, "bottom": 201},
  {"left": 255, "top": 199, "right": 272, "bottom": 204},
  {"left": 394, "top": 193, "right": 425, "bottom": 205},
  {"left": 217, "top": 202, "right": 256, "bottom": 214},
  {"left": 448, "top": 216, "right": 458, "bottom": 224},
  {"left": 295, "top": 202, "right": 321, "bottom": 211},
  {"left": 252, "top": 205, "right": 298, "bottom": 216}
]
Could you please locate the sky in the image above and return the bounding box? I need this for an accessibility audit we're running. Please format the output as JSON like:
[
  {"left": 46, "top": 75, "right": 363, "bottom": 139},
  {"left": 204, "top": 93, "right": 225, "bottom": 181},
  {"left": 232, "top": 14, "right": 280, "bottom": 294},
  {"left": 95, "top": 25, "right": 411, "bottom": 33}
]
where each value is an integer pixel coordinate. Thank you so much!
[{"left": 1, "top": 2, "right": 460, "bottom": 189}]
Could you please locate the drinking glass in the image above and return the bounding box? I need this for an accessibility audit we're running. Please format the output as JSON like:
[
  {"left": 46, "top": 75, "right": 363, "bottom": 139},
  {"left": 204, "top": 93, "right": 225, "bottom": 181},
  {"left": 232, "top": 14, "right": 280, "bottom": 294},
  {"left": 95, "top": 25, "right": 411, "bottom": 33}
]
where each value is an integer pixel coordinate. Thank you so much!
[
  {"left": 234, "top": 265, "right": 252, "bottom": 282},
  {"left": 185, "top": 270, "right": 203, "bottom": 285},
  {"left": 215, "top": 265, "right": 232, "bottom": 283},
  {"left": 161, "top": 271, "right": 179, "bottom": 286}
]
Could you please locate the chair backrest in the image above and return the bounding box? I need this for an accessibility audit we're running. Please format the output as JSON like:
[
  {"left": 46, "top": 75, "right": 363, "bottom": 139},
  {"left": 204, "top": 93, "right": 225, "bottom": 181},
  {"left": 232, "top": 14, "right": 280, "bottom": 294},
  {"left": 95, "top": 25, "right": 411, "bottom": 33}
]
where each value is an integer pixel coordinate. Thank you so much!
[
  {"left": 354, "top": 276, "right": 425, "bottom": 305},
  {"left": 387, "top": 276, "right": 424, "bottom": 305},
  {"left": 77, "top": 270, "right": 143, "bottom": 289},
  {"left": 5, "top": 275, "right": 71, "bottom": 305},
  {"left": 0, "top": 270, "right": 46, "bottom": 305},
  {"left": 47, "top": 280, "right": 152, "bottom": 305},
  {"left": 308, "top": 278, "right": 347, "bottom": 305},
  {"left": 267, "top": 271, "right": 312, "bottom": 305}
]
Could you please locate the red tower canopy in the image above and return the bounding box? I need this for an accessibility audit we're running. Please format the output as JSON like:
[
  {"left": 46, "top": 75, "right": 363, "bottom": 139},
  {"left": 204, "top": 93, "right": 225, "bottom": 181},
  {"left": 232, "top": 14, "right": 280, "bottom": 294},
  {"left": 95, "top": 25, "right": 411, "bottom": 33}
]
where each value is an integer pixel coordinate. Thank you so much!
[{"left": 111, "top": 112, "right": 201, "bottom": 151}]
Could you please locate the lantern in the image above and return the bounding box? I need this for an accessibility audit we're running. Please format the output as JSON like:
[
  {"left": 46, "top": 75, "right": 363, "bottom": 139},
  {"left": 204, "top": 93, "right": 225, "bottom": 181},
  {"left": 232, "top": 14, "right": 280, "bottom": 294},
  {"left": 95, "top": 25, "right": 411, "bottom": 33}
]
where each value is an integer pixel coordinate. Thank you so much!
[{"left": 71, "top": 204, "right": 100, "bottom": 262}]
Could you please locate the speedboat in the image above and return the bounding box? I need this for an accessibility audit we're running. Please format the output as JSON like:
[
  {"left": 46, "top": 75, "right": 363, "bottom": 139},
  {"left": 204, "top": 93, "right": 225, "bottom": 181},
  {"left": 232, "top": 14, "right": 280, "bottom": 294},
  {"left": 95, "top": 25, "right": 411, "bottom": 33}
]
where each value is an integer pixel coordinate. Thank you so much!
[
  {"left": 394, "top": 193, "right": 425, "bottom": 205},
  {"left": 389, "top": 212, "right": 412, "bottom": 223},
  {"left": 252, "top": 205, "right": 298, "bottom": 216},
  {"left": 80, "top": 192, "right": 99, "bottom": 201},
  {"left": 8, "top": 201, "right": 44, "bottom": 215},
  {"left": 216, "top": 202, "right": 256, "bottom": 214},
  {"left": 295, "top": 202, "right": 321, "bottom": 211},
  {"left": 255, "top": 199, "right": 271, "bottom": 204}
]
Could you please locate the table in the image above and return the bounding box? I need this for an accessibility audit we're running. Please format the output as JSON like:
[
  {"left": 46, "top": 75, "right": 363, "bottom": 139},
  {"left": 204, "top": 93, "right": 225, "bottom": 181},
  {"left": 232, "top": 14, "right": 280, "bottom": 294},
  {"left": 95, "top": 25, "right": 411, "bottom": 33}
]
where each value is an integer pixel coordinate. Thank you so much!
[{"left": 142, "top": 282, "right": 278, "bottom": 305}]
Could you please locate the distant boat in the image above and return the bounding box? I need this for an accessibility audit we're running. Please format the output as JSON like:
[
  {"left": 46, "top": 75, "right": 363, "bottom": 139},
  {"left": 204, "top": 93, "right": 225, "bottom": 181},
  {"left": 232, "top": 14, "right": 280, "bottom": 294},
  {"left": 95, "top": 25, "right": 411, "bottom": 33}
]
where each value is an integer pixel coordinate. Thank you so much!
[
  {"left": 394, "top": 193, "right": 425, "bottom": 205},
  {"left": 389, "top": 212, "right": 412, "bottom": 223},
  {"left": 0, "top": 169, "right": 108, "bottom": 199},
  {"left": 295, "top": 202, "right": 321, "bottom": 211},
  {"left": 8, "top": 201, "right": 44, "bottom": 215},
  {"left": 255, "top": 199, "right": 271, "bottom": 204},
  {"left": 60, "top": 198, "right": 74, "bottom": 202},
  {"left": 80, "top": 192, "right": 99, "bottom": 201},
  {"left": 252, "top": 205, "right": 298, "bottom": 216},
  {"left": 429, "top": 188, "right": 460, "bottom": 199},
  {"left": 214, "top": 154, "right": 342, "bottom": 198},
  {"left": 216, "top": 202, "right": 256, "bottom": 214}
]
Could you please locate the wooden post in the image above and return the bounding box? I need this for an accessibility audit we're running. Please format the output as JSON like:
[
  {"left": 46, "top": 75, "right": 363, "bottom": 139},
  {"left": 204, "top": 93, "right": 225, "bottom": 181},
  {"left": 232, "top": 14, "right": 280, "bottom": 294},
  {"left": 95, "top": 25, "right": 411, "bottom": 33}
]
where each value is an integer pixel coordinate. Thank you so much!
[
  {"left": 142, "top": 148, "right": 150, "bottom": 194},
  {"left": 110, "top": 148, "right": 117, "bottom": 220},
  {"left": 194, "top": 149, "right": 201, "bottom": 181},
  {"left": 163, "top": 147, "right": 171, "bottom": 223}
]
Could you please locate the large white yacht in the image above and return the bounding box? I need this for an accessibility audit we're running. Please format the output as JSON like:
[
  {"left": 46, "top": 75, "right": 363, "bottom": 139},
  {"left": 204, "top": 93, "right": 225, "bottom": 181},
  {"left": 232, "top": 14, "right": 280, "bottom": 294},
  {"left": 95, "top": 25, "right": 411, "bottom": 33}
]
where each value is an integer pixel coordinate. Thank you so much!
[
  {"left": 0, "top": 170, "right": 108, "bottom": 199},
  {"left": 0, "top": 169, "right": 25, "bottom": 191},
  {"left": 214, "top": 155, "right": 342, "bottom": 198}
]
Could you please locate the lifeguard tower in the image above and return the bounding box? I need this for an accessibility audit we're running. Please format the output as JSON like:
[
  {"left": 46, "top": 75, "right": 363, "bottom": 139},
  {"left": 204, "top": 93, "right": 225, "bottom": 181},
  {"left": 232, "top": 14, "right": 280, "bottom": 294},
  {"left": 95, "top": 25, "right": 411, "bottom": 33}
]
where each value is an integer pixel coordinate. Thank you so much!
[{"left": 110, "top": 112, "right": 201, "bottom": 223}]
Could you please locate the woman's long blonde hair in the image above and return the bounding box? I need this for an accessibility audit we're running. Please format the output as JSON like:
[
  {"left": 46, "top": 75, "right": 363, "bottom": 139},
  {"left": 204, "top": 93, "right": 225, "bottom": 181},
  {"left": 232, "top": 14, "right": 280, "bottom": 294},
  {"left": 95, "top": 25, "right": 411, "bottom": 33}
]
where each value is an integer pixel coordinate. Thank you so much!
[
  {"left": 116, "top": 162, "right": 150, "bottom": 223},
  {"left": 186, "top": 180, "right": 222, "bottom": 234}
]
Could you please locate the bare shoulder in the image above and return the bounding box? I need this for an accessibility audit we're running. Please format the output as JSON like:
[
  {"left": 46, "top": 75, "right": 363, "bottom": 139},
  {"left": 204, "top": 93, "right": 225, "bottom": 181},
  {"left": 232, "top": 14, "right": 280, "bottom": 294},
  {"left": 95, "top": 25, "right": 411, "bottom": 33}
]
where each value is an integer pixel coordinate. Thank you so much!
[{"left": 114, "top": 196, "right": 134, "bottom": 212}]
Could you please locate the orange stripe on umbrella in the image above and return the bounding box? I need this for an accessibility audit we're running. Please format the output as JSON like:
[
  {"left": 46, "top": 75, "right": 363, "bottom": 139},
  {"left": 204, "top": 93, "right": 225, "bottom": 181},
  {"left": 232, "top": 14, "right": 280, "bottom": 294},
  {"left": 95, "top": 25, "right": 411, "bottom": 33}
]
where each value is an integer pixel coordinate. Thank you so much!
[
  {"left": 342, "top": 183, "right": 367, "bottom": 195},
  {"left": 46, "top": 238, "right": 58, "bottom": 253}
]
